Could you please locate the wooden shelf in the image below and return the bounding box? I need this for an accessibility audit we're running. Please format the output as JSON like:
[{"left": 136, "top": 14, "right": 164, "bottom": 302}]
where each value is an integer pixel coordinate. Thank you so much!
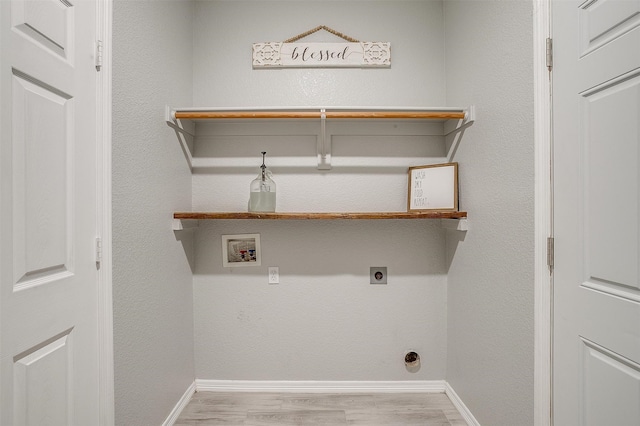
[
  {"left": 173, "top": 110, "right": 466, "bottom": 121},
  {"left": 165, "top": 105, "right": 475, "bottom": 170},
  {"left": 174, "top": 211, "right": 467, "bottom": 220},
  {"left": 166, "top": 106, "right": 475, "bottom": 232}
]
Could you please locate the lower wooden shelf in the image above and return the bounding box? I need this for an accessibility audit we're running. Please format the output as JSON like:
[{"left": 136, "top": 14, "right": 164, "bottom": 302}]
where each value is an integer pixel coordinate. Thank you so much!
[
  {"left": 172, "top": 211, "right": 469, "bottom": 231},
  {"left": 174, "top": 211, "right": 467, "bottom": 220}
]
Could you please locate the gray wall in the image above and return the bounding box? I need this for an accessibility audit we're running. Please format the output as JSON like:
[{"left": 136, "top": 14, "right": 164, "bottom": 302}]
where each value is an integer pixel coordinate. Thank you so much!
[
  {"left": 112, "top": 1, "right": 195, "bottom": 424},
  {"left": 191, "top": 0, "right": 450, "bottom": 382},
  {"left": 444, "top": 1, "right": 535, "bottom": 425},
  {"left": 110, "top": 0, "right": 536, "bottom": 423},
  {"left": 192, "top": 0, "right": 446, "bottom": 106}
]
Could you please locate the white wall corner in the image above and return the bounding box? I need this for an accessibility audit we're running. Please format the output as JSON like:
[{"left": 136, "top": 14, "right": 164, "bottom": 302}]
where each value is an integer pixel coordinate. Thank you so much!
[
  {"left": 445, "top": 382, "right": 481, "bottom": 426},
  {"left": 162, "top": 381, "right": 196, "bottom": 426}
]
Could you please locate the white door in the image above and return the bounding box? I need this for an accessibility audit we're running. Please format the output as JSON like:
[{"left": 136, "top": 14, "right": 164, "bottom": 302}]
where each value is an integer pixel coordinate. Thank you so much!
[
  {"left": 0, "top": 0, "right": 101, "bottom": 424},
  {"left": 553, "top": 0, "right": 640, "bottom": 424}
]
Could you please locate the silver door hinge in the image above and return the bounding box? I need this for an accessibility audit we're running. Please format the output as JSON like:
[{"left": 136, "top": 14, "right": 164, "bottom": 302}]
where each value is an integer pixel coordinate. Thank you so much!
[
  {"left": 546, "top": 38, "right": 553, "bottom": 71},
  {"left": 547, "top": 237, "right": 554, "bottom": 271},
  {"left": 95, "top": 237, "right": 102, "bottom": 268},
  {"left": 95, "top": 40, "right": 103, "bottom": 71}
]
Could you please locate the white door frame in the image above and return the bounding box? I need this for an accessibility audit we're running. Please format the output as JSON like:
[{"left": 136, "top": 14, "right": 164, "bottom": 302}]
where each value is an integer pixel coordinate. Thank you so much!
[
  {"left": 96, "top": 0, "right": 114, "bottom": 424},
  {"left": 533, "top": 0, "right": 552, "bottom": 425}
]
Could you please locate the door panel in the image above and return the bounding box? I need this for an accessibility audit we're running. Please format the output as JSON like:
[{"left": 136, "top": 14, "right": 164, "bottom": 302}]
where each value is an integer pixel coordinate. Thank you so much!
[
  {"left": 0, "top": 0, "right": 100, "bottom": 424},
  {"left": 579, "top": 0, "right": 640, "bottom": 56},
  {"left": 553, "top": 0, "right": 640, "bottom": 425},
  {"left": 12, "top": 0, "right": 73, "bottom": 58},
  {"left": 13, "top": 329, "right": 73, "bottom": 426},
  {"left": 582, "top": 72, "right": 639, "bottom": 294},
  {"left": 12, "top": 71, "right": 73, "bottom": 291},
  {"left": 581, "top": 338, "right": 640, "bottom": 426}
]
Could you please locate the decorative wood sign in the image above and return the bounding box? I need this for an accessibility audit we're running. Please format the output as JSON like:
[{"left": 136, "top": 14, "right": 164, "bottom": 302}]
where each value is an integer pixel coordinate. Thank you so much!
[
  {"left": 407, "top": 163, "right": 459, "bottom": 212},
  {"left": 253, "top": 26, "right": 391, "bottom": 69}
]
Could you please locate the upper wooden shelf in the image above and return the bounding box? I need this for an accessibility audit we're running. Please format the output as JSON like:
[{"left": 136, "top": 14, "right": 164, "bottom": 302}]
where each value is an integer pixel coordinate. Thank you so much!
[
  {"left": 174, "top": 211, "right": 467, "bottom": 220},
  {"left": 172, "top": 110, "right": 466, "bottom": 121},
  {"left": 165, "top": 106, "right": 475, "bottom": 170}
]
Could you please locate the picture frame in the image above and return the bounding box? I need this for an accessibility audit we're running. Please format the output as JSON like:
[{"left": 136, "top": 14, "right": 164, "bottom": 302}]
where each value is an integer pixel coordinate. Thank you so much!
[
  {"left": 222, "top": 234, "right": 261, "bottom": 267},
  {"left": 407, "top": 162, "right": 458, "bottom": 212}
]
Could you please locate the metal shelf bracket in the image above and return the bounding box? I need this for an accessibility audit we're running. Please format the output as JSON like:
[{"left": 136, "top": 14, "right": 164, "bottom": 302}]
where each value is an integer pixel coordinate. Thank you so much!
[
  {"left": 441, "top": 218, "right": 469, "bottom": 231},
  {"left": 172, "top": 218, "right": 199, "bottom": 231},
  {"left": 317, "top": 108, "right": 332, "bottom": 170},
  {"left": 445, "top": 105, "right": 476, "bottom": 162},
  {"left": 165, "top": 105, "right": 195, "bottom": 170}
]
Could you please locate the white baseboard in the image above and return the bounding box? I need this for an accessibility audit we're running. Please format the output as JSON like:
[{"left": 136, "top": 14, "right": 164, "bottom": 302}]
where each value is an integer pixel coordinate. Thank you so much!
[
  {"left": 195, "top": 379, "right": 447, "bottom": 393},
  {"left": 445, "top": 382, "right": 481, "bottom": 426},
  {"left": 163, "top": 381, "right": 196, "bottom": 426}
]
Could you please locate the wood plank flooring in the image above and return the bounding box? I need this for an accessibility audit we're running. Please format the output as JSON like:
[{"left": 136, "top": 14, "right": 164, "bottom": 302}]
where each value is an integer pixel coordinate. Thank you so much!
[{"left": 175, "top": 391, "right": 468, "bottom": 425}]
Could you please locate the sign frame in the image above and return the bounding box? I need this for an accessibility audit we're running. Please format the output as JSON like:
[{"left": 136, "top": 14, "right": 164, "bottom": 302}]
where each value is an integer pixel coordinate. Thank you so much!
[
  {"left": 252, "top": 41, "right": 391, "bottom": 68},
  {"left": 407, "top": 163, "right": 459, "bottom": 212}
]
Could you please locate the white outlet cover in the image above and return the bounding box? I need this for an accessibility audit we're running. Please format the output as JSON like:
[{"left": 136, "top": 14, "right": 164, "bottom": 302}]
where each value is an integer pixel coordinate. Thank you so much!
[{"left": 268, "top": 266, "right": 279, "bottom": 284}]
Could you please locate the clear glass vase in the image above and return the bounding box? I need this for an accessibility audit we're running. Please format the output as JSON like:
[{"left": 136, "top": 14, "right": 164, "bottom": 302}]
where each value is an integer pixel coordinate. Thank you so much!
[{"left": 248, "top": 152, "right": 276, "bottom": 212}]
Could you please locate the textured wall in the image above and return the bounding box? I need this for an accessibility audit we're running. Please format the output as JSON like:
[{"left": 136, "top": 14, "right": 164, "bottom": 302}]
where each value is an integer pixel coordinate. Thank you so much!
[
  {"left": 110, "top": 0, "right": 536, "bottom": 422},
  {"left": 192, "top": 0, "right": 450, "bottom": 381},
  {"left": 192, "top": 0, "right": 446, "bottom": 107},
  {"left": 194, "top": 220, "right": 448, "bottom": 380},
  {"left": 112, "top": 1, "right": 195, "bottom": 424},
  {"left": 444, "top": 1, "right": 535, "bottom": 425}
]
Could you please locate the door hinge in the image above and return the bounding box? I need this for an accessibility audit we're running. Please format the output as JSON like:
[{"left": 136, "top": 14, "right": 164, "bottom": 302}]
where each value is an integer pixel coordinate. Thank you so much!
[
  {"left": 95, "top": 40, "right": 103, "bottom": 71},
  {"left": 546, "top": 37, "right": 553, "bottom": 71},
  {"left": 95, "top": 237, "right": 102, "bottom": 268},
  {"left": 547, "top": 237, "right": 554, "bottom": 271}
]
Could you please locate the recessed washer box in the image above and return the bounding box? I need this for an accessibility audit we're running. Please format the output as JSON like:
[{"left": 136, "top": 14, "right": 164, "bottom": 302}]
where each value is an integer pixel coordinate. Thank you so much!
[{"left": 370, "top": 267, "right": 387, "bottom": 284}]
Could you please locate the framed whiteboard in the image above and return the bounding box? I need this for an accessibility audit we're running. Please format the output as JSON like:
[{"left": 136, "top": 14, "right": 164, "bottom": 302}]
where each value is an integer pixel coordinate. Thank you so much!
[{"left": 407, "top": 163, "right": 458, "bottom": 212}]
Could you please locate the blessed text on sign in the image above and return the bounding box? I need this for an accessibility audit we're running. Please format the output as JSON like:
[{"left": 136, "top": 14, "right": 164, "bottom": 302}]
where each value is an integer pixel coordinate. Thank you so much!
[{"left": 252, "top": 42, "right": 391, "bottom": 68}]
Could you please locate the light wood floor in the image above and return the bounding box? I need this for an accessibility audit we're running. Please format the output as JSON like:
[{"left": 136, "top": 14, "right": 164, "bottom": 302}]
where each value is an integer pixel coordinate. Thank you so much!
[{"left": 174, "top": 391, "right": 468, "bottom": 425}]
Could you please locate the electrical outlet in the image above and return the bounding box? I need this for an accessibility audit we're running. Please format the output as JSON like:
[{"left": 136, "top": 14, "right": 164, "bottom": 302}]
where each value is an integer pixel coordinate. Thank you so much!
[
  {"left": 268, "top": 266, "right": 279, "bottom": 284},
  {"left": 370, "top": 267, "right": 387, "bottom": 284}
]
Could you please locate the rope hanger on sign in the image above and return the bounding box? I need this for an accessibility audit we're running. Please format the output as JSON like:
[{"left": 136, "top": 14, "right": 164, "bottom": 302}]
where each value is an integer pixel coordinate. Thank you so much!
[{"left": 283, "top": 25, "right": 360, "bottom": 43}]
